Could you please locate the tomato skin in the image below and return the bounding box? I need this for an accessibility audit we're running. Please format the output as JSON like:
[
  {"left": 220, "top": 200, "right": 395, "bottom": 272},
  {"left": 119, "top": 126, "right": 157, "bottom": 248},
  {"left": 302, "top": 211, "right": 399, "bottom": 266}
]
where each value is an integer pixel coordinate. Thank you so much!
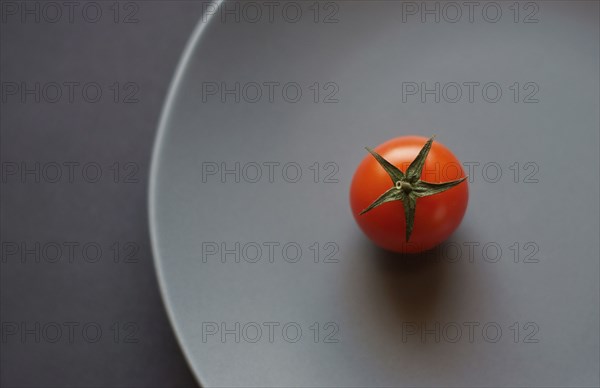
[{"left": 350, "top": 136, "right": 468, "bottom": 254}]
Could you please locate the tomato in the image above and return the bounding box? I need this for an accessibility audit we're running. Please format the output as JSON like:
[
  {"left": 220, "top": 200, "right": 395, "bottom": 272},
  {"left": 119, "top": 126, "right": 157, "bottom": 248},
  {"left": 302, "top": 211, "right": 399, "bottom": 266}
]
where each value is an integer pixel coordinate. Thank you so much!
[{"left": 349, "top": 136, "right": 468, "bottom": 254}]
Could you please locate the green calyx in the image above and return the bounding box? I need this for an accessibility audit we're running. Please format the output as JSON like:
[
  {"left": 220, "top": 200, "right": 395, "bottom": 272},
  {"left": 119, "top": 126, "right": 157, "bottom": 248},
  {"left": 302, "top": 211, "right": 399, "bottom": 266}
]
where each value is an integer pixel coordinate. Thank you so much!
[{"left": 359, "top": 136, "right": 467, "bottom": 242}]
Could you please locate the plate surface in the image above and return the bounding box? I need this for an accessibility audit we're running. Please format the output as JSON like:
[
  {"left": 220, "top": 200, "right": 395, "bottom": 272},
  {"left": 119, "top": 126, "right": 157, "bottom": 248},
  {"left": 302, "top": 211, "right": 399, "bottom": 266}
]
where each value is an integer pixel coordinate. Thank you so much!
[{"left": 150, "top": 1, "right": 599, "bottom": 386}]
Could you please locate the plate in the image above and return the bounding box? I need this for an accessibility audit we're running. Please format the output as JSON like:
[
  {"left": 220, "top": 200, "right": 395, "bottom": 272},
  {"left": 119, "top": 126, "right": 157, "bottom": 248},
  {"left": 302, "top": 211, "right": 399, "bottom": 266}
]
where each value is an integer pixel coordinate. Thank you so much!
[{"left": 149, "top": 1, "right": 599, "bottom": 386}]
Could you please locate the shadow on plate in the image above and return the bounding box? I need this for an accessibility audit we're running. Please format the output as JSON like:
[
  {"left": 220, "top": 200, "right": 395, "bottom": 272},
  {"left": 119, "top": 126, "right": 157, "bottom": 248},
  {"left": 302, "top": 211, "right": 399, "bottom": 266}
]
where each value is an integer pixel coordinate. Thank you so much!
[
  {"left": 366, "top": 240, "right": 451, "bottom": 324},
  {"left": 348, "top": 228, "right": 478, "bottom": 323},
  {"left": 342, "top": 228, "right": 480, "bottom": 354}
]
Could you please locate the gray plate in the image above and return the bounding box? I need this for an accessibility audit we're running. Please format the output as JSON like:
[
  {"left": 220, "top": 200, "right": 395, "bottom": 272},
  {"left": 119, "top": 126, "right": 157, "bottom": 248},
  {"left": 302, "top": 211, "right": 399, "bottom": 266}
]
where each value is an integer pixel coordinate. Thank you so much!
[{"left": 149, "top": 1, "right": 599, "bottom": 386}]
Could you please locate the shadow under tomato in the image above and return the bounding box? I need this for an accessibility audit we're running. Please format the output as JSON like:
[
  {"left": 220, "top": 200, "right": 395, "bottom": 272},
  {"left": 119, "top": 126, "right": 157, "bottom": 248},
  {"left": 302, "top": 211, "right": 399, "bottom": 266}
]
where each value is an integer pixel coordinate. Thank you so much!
[
  {"left": 340, "top": 236, "right": 458, "bottom": 355},
  {"left": 343, "top": 227, "right": 482, "bottom": 365},
  {"left": 367, "top": 241, "right": 450, "bottom": 324}
]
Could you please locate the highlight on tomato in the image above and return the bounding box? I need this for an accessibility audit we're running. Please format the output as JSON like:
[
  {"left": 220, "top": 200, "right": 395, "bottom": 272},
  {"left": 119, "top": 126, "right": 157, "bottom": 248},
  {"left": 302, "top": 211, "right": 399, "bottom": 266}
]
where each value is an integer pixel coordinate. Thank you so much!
[{"left": 350, "top": 136, "right": 469, "bottom": 254}]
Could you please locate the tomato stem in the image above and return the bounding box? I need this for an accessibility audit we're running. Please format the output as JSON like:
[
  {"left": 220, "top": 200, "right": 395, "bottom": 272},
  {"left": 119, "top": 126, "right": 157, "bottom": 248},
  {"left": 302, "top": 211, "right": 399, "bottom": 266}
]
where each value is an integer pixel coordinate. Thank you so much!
[{"left": 360, "top": 136, "right": 467, "bottom": 242}]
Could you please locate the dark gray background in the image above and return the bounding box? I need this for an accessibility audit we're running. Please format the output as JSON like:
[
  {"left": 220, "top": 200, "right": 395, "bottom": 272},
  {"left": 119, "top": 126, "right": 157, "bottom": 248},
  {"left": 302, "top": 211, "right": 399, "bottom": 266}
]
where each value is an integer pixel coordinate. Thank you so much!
[
  {"left": 1, "top": 1, "right": 204, "bottom": 386},
  {"left": 2, "top": 1, "right": 600, "bottom": 387}
]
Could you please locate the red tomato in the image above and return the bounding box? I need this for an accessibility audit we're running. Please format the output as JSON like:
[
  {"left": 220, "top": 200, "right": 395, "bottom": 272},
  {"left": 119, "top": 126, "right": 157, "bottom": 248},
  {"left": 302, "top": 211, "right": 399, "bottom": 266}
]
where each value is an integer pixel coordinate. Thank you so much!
[{"left": 350, "top": 136, "right": 468, "bottom": 254}]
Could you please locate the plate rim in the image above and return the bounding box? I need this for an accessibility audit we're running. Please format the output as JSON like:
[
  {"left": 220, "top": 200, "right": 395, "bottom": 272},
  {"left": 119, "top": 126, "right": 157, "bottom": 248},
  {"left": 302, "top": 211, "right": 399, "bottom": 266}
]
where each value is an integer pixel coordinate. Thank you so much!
[{"left": 148, "top": 1, "right": 225, "bottom": 385}]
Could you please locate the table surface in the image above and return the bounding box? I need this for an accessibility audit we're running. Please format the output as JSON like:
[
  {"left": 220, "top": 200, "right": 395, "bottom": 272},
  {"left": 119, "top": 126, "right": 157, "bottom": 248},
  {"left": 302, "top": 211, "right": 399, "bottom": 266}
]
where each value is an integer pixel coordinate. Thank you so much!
[{"left": 1, "top": 2, "right": 203, "bottom": 387}]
